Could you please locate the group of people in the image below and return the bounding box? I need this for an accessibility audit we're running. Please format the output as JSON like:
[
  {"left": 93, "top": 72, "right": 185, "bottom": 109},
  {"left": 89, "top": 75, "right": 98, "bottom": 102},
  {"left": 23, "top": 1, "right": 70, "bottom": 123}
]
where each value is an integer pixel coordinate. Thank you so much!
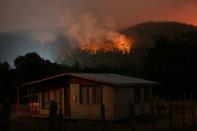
[{"left": 0, "top": 97, "right": 12, "bottom": 131}]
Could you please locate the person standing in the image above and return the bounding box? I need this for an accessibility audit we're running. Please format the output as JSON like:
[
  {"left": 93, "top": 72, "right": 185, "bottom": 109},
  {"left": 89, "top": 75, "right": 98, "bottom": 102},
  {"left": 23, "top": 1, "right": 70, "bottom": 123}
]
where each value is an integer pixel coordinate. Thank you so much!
[
  {"left": 48, "top": 101, "right": 57, "bottom": 131},
  {"left": 0, "top": 96, "right": 12, "bottom": 131}
]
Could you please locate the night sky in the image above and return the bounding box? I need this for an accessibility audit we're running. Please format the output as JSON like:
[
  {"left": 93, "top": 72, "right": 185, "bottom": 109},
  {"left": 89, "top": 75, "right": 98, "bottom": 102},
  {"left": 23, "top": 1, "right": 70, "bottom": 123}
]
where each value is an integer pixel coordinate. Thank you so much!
[{"left": 0, "top": 0, "right": 197, "bottom": 64}]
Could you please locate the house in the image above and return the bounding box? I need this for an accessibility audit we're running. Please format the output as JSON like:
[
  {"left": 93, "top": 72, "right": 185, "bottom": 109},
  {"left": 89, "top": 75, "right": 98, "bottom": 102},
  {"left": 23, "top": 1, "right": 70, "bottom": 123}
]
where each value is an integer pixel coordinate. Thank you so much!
[{"left": 19, "top": 73, "right": 157, "bottom": 120}]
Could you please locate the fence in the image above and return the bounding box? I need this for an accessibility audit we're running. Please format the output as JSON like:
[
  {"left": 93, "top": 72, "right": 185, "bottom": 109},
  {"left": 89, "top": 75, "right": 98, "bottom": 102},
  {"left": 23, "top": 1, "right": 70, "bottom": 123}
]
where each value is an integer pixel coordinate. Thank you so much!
[{"left": 146, "top": 100, "right": 197, "bottom": 130}]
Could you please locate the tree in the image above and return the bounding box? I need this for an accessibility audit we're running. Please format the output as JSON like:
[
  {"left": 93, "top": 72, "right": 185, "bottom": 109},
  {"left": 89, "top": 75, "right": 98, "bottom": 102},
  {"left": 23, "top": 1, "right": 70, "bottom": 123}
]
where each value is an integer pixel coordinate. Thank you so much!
[
  {"left": 14, "top": 52, "right": 68, "bottom": 83},
  {"left": 0, "top": 62, "right": 12, "bottom": 102},
  {"left": 0, "top": 62, "right": 10, "bottom": 79},
  {"left": 144, "top": 31, "right": 197, "bottom": 99}
]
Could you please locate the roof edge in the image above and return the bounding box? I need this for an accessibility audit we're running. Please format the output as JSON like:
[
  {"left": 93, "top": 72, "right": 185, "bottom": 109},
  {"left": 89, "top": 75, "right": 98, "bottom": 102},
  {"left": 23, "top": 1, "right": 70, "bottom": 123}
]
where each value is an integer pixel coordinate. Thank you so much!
[{"left": 22, "top": 73, "right": 158, "bottom": 87}]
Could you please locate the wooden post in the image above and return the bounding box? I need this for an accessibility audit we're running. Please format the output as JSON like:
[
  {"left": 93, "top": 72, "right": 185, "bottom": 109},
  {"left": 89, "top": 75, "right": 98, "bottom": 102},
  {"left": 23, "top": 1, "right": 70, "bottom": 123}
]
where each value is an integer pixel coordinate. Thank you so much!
[
  {"left": 182, "top": 92, "right": 185, "bottom": 128},
  {"left": 101, "top": 104, "right": 105, "bottom": 120},
  {"left": 169, "top": 94, "right": 173, "bottom": 128},
  {"left": 31, "top": 87, "right": 33, "bottom": 115},
  {"left": 130, "top": 101, "right": 136, "bottom": 131},
  {"left": 101, "top": 104, "right": 106, "bottom": 131},
  {"left": 191, "top": 91, "right": 195, "bottom": 127},
  {"left": 151, "top": 100, "right": 154, "bottom": 131},
  {"left": 149, "top": 86, "right": 156, "bottom": 131},
  {"left": 141, "top": 87, "right": 144, "bottom": 115}
]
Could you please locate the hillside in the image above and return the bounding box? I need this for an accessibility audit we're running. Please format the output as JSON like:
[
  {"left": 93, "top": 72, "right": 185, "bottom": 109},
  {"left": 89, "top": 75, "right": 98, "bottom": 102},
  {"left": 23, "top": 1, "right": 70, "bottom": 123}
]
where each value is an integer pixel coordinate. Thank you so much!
[
  {"left": 63, "top": 22, "right": 197, "bottom": 73},
  {"left": 116, "top": 22, "right": 197, "bottom": 71},
  {"left": 123, "top": 21, "right": 197, "bottom": 48}
]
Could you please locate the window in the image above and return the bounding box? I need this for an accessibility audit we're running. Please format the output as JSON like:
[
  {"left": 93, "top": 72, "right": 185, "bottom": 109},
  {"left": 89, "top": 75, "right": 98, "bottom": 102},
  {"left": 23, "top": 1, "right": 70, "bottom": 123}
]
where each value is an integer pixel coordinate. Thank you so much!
[
  {"left": 54, "top": 88, "right": 61, "bottom": 108},
  {"left": 134, "top": 87, "right": 141, "bottom": 104},
  {"left": 42, "top": 88, "right": 62, "bottom": 108},
  {"left": 79, "top": 86, "right": 102, "bottom": 104},
  {"left": 144, "top": 87, "right": 150, "bottom": 102},
  {"left": 42, "top": 91, "right": 49, "bottom": 108}
]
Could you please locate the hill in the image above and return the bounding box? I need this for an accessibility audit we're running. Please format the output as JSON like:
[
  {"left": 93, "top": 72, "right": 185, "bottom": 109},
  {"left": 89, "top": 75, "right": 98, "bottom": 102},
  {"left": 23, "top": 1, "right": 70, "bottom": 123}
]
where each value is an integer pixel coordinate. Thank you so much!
[
  {"left": 63, "top": 21, "right": 197, "bottom": 75},
  {"left": 123, "top": 21, "right": 197, "bottom": 48}
]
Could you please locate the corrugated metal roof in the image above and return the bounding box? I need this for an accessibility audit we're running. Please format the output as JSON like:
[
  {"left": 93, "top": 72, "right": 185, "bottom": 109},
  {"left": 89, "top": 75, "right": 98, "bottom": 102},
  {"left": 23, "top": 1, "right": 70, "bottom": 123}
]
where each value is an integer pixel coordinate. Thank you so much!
[{"left": 23, "top": 73, "right": 157, "bottom": 87}]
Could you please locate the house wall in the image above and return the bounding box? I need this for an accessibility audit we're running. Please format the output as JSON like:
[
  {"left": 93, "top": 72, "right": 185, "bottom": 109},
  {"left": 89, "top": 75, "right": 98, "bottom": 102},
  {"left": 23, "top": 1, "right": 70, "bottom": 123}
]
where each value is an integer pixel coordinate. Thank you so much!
[
  {"left": 102, "top": 85, "right": 114, "bottom": 120},
  {"left": 38, "top": 92, "right": 49, "bottom": 116},
  {"left": 69, "top": 78, "right": 115, "bottom": 120},
  {"left": 128, "top": 87, "right": 145, "bottom": 115},
  {"left": 60, "top": 87, "right": 65, "bottom": 116},
  {"left": 132, "top": 86, "right": 152, "bottom": 115},
  {"left": 114, "top": 87, "right": 130, "bottom": 120},
  {"left": 38, "top": 86, "right": 65, "bottom": 116},
  {"left": 69, "top": 84, "right": 102, "bottom": 120},
  {"left": 134, "top": 87, "right": 144, "bottom": 115},
  {"left": 25, "top": 78, "right": 153, "bottom": 120},
  {"left": 143, "top": 86, "right": 152, "bottom": 114},
  {"left": 113, "top": 86, "right": 152, "bottom": 120}
]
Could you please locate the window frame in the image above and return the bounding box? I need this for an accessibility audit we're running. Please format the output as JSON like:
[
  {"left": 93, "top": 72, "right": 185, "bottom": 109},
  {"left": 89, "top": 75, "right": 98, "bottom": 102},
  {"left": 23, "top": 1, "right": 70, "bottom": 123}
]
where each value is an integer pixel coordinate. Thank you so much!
[
  {"left": 42, "top": 90, "right": 50, "bottom": 109},
  {"left": 79, "top": 85, "right": 102, "bottom": 105},
  {"left": 144, "top": 87, "right": 151, "bottom": 102},
  {"left": 134, "top": 87, "right": 141, "bottom": 104},
  {"left": 42, "top": 88, "right": 62, "bottom": 109}
]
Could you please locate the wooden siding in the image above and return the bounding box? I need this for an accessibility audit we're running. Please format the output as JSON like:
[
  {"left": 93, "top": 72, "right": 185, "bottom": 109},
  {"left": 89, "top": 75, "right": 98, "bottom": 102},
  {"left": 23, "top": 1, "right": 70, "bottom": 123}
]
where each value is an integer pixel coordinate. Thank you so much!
[
  {"left": 69, "top": 77, "right": 115, "bottom": 120},
  {"left": 38, "top": 86, "right": 64, "bottom": 116},
  {"left": 70, "top": 84, "right": 102, "bottom": 119},
  {"left": 114, "top": 86, "right": 152, "bottom": 119},
  {"left": 114, "top": 87, "right": 130, "bottom": 120},
  {"left": 102, "top": 85, "right": 114, "bottom": 120},
  {"left": 60, "top": 87, "right": 65, "bottom": 116},
  {"left": 29, "top": 77, "right": 153, "bottom": 120},
  {"left": 134, "top": 87, "right": 152, "bottom": 115}
]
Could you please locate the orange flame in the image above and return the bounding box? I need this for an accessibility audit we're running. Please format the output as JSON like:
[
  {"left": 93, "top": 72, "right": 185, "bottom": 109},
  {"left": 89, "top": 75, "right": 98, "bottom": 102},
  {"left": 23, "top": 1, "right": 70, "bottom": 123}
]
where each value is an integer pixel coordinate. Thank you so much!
[{"left": 79, "top": 35, "right": 133, "bottom": 54}]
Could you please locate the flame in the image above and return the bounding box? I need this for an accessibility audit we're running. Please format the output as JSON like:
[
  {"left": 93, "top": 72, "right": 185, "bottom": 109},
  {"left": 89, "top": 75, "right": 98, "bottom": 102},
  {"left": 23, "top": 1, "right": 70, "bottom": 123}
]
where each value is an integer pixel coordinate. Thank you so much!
[{"left": 79, "top": 35, "right": 133, "bottom": 54}]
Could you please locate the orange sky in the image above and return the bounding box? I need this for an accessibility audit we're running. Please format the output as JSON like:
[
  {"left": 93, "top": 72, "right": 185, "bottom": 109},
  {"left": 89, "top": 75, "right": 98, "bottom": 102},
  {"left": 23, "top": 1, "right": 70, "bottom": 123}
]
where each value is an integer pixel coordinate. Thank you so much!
[{"left": 0, "top": 0, "right": 197, "bottom": 32}]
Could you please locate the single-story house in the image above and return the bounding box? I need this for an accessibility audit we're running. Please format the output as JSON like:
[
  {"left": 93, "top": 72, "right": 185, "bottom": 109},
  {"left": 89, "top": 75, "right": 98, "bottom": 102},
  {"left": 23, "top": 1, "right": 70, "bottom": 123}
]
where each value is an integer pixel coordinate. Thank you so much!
[{"left": 19, "top": 73, "right": 157, "bottom": 120}]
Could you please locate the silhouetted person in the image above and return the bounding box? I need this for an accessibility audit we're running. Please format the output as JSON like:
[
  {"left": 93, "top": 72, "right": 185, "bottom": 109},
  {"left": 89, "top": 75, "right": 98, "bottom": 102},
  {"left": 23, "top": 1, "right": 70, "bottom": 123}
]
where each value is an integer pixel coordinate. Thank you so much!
[
  {"left": 57, "top": 107, "right": 63, "bottom": 128},
  {"left": 0, "top": 97, "right": 12, "bottom": 131},
  {"left": 58, "top": 107, "right": 63, "bottom": 120},
  {"left": 101, "top": 104, "right": 105, "bottom": 120},
  {"left": 48, "top": 101, "right": 57, "bottom": 131}
]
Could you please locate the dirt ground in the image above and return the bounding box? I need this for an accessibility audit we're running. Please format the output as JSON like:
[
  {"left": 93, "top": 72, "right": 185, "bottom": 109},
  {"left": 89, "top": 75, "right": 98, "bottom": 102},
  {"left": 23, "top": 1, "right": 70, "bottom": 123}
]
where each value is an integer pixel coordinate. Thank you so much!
[
  {"left": 6, "top": 101, "right": 197, "bottom": 131},
  {"left": 7, "top": 116, "right": 197, "bottom": 131},
  {"left": 10, "top": 117, "right": 145, "bottom": 131}
]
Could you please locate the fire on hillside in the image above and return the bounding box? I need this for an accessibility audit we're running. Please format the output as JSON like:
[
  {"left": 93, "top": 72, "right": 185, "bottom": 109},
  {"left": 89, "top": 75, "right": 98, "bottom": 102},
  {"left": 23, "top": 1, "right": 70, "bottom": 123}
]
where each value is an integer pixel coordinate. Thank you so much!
[{"left": 79, "top": 35, "right": 134, "bottom": 54}]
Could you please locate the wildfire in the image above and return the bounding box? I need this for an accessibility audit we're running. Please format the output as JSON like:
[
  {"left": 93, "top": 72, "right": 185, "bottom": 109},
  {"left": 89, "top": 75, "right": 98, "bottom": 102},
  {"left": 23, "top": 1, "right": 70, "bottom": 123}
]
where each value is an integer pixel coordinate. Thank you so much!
[{"left": 79, "top": 35, "right": 133, "bottom": 54}]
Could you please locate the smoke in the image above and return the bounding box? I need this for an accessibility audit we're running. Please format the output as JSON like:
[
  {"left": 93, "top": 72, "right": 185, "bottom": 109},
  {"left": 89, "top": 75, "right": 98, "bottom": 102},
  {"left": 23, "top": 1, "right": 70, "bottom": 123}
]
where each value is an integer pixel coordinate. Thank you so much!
[
  {"left": 63, "top": 13, "right": 117, "bottom": 44},
  {"left": 29, "top": 31, "right": 57, "bottom": 43},
  {"left": 0, "top": 0, "right": 197, "bottom": 33}
]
